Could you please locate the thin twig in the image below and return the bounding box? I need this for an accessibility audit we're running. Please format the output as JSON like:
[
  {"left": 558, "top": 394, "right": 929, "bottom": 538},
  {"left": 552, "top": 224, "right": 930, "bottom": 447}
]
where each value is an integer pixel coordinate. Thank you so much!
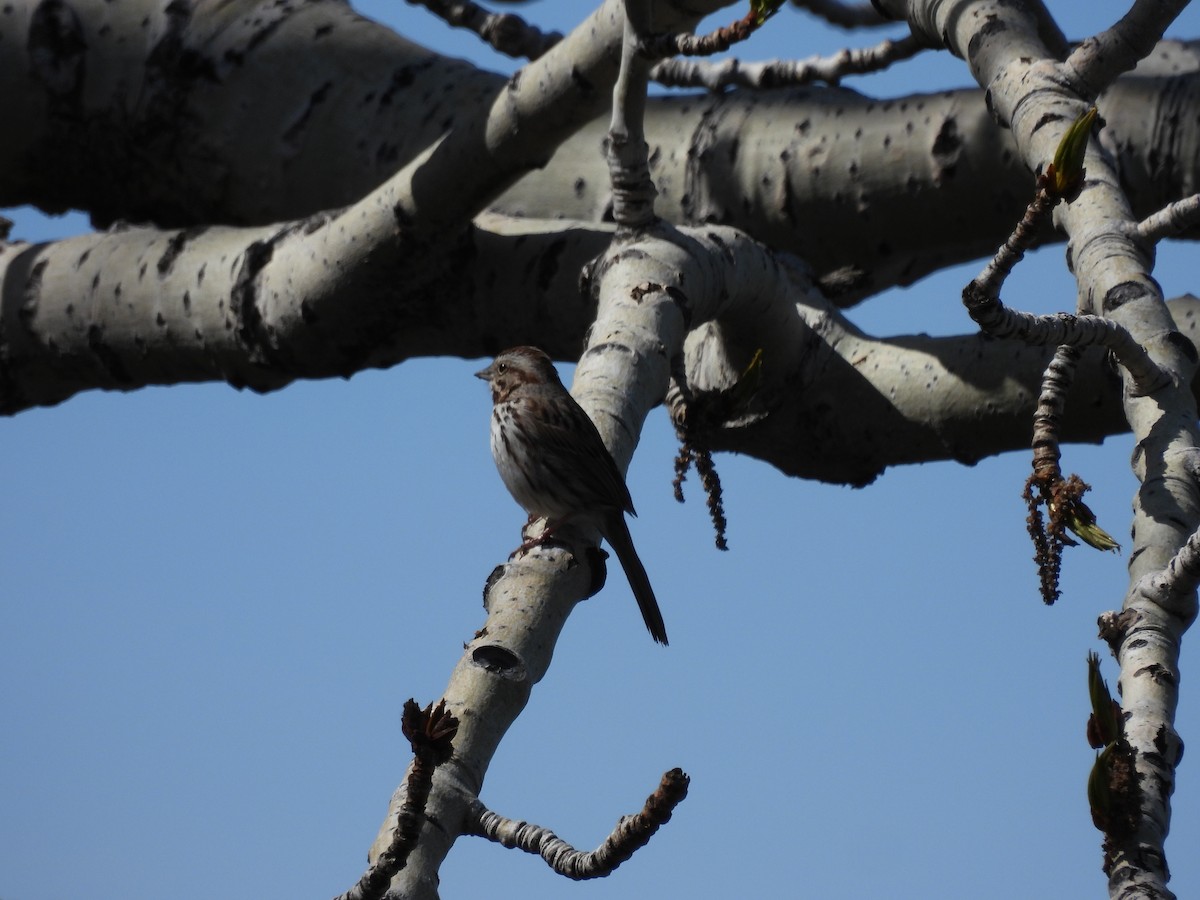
[
  {"left": 967, "top": 300, "right": 1167, "bottom": 397},
  {"left": 962, "top": 186, "right": 1170, "bottom": 397},
  {"left": 466, "top": 768, "right": 690, "bottom": 879},
  {"left": 652, "top": 34, "right": 924, "bottom": 90},
  {"left": 608, "top": 0, "right": 658, "bottom": 227},
  {"left": 1135, "top": 527, "right": 1200, "bottom": 613},
  {"left": 966, "top": 187, "right": 1058, "bottom": 299},
  {"left": 789, "top": 0, "right": 888, "bottom": 28},
  {"left": 333, "top": 700, "right": 459, "bottom": 900},
  {"left": 1136, "top": 192, "right": 1200, "bottom": 242},
  {"left": 1030, "top": 344, "right": 1079, "bottom": 482},
  {"left": 406, "top": 0, "right": 561, "bottom": 60},
  {"left": 640, "top": 6, "right": 777, "bottom": 59}
]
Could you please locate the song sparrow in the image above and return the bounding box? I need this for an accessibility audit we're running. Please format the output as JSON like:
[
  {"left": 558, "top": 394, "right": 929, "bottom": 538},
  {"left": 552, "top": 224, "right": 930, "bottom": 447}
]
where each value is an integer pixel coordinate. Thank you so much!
[{"left": 475, "top": 346, "right": 669, "bottom": 645}]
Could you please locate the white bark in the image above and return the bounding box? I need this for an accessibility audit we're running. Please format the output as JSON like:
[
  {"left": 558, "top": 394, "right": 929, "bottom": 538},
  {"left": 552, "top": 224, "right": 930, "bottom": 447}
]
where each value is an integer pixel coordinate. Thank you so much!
[
  {"left": 4, "top": 0, "right": 1200, "bottom": 897},
  {"left": 3, "top": 3, "right": 1198, "bottom": 289},
  {"left": 875, "top": 1, "right": 1195, "bottom": 895}
]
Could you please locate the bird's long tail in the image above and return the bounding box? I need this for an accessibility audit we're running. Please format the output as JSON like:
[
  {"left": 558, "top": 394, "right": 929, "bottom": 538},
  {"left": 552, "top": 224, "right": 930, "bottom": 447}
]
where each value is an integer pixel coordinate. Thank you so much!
[{"left": 604, "top": 514, "right": 669, "bottom": 645}]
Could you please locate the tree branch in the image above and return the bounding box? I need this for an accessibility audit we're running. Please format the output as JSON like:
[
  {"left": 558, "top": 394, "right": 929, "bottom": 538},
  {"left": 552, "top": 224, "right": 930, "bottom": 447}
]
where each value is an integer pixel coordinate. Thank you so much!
[
  {"left": 4, "top": 2, "right": 1196, "bottom": 298},
  {"left": 789, "top": 0, "right": 889, "bottom": 29},
  {"left": 465, "top": 769, "right": 690, "bottom": 879},
  {"left": 334, "top": 700, "right": 459, "bottom": 900},
  {"left": 650, "top": 34, "right": 924, "bottom": 90},
  {"left": 873, "top": 1, "right": 1199, "bottom": 893},
  {"left": 406, "top": 0, "right": 562, "bottom": 60}
]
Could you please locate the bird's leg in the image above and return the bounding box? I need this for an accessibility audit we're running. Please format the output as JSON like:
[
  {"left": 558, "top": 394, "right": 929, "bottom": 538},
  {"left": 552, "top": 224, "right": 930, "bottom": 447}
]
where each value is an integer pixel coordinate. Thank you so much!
[{"left": 515, "top": 515, "right": 572, "bottom": 554}]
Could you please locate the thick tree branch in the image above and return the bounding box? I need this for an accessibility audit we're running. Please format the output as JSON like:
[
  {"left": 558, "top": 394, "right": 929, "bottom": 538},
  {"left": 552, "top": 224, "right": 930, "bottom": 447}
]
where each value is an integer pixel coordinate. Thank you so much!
[
  {"left": 3, "top": 2, "right": 1197, "bottom": 301},
  {"left": 497, "top": 74, "right": 1200, "bottom": 300},
  {"left": 872, "top": 1, "right": 1199, "bottom": 894},
  {"left": 370, "top": 217, "right": 779, "bottom": 895},
  {"left": 6, "top": 214, "right": 1200, "bottom": 483},
  {"left": 5, "top": 3, "right": 1200, "bottom": 895},
  {"left": 0, "top": 0, "right": 727, "bottom": 227}
]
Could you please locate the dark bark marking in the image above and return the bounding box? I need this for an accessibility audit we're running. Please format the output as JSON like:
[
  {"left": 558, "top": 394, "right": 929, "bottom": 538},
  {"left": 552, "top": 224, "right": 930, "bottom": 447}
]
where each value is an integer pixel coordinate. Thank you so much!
[
  {"left": 535, "top": 238, "right": 566, "bottom": 292},
  {"left": 664, "top": 285, "right": 692, "bottom": 327},
  {"left": 1165, "top": 329, "right": 1198, "bottom": 363},
  {"left": 379, "top": 65, "right": 419, "bottom": 107},
  {"left": 967, "top": 16, "right": 1007, "bottom": 61},
  {"left": 781, "top": 165, "right": 797, "bottom": 226},
  {"left": 1103, "top": 281, "right": 1149, "bottom": 314},
  {"left": 27, "top": 0, "right": 87, "bottom": 100},
  {"left": 1030, "top": 111, "right": 1066, "bottom": 137},
  {"left": 18, "top": 259, "right": 48, "bottom": 332},
  {"left": 146, "top": 0, "right": 217, "bottom": 84},
  {"left": 232, "top": 238, "right": 275, "bottom": 363},
  {"left": 156, "top": 227, "right": 204, "bottom": 275},
  {"left": 932, "top": 117, "right": 961, "bottom": 183},
  {"left": 282, "top": 81, "right": 334, "bottom": 147},
  {"left": 566, "top": 65, "right": 595, "bottom": 97},
  {"left": 87, "top": 323, "right": 132, "bottom": 383}
]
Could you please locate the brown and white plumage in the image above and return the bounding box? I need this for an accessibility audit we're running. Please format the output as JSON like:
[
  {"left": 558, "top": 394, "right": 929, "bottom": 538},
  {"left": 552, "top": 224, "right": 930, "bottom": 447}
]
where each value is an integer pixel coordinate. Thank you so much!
[{"left": 475, "top": 346, "right": 668, "bottom": 645}]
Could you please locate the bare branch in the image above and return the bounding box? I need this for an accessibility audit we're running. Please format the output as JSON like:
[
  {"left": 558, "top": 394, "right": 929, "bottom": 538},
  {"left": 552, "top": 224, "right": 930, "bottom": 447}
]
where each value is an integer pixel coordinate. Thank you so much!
[
  {"left": 1137, "top": 193, "right": 1200, "bottom": 242},
  {"left": 651, "top": 34, "right": 924, "bottom": 90},
  {"left": 607, "top": 0, "right": 659, "bottom": 227},
  {"left": 1133, "top": 530, "right": 1200, "bottom": 621},
  {"left": 1030, "top": 345, "right": 1080, "bottom": 484},
  {"left": 1066, "top": 0, "right": 1191, "bottom": 97},
  {"left": 873, "top": 0, "right": 1200, "bottom": 892},
  {"left": 961, "top": 183, "right": 1170, "bottom": 398},
  {"left": 789, "top": 0, "right": 888, "bottom": 29},
  {"left": 406, "top": 0, "right": 562, "bottom": 59},
  {"left": 334, "top": 700, "right": 459, "bottom": 900},
  {"left": 963, "top": 301, "right": 1170, "bottom": 399},
  {"left": 1022, "top": 346, "right": 1122, "bottom": 605},
  {"left": 466, "top": 769, "right": 690, "bottom": 879},
  {"left": 639, "top": 5, "right": 777, "bottom": 59}
]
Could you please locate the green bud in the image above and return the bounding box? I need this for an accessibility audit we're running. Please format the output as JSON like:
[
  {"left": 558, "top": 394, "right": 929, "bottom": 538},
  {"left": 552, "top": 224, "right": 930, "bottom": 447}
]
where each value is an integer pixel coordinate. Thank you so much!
[
  {"left": 1051, "top": 495, "right": 1120, "bottom": 552},
  {"left": 1087, "top": 745, "right": 1115, "bottom": 829},
  {"left": 1049, "top": 106, "right": 1098, "bottom": 197},
  {"left": 1087, "top": 651, "right": 1121, "bottom": 748},
  {"left": 1065, "top": 504, "right": 1120, "bottom": 553},
  {"left": 749, "top": 0, "right": 785, "bottom": 26}
]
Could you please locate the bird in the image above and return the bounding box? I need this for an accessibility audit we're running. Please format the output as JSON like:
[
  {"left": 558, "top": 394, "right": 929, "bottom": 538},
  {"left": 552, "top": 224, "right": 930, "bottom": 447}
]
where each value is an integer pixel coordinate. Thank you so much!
[{"left": 475, "top": 346, "right": 668, "bottom": 645}]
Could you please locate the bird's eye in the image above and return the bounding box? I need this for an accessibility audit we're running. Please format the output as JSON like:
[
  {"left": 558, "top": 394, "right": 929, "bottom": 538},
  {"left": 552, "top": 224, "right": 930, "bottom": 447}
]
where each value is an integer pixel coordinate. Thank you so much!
[{"left": 497, "top": 363, "right": 507, "bottom": 373}]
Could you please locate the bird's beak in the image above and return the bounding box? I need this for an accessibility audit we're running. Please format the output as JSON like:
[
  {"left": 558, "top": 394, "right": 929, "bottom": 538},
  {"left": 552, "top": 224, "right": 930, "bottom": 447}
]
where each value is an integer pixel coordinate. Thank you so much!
[{"left": 474, "top": 365, "right": 491, "bottom": 381}]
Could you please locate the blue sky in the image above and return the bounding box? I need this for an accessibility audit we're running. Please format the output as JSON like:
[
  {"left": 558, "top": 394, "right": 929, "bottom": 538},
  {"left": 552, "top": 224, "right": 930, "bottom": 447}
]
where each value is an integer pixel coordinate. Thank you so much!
[{"left": 3, "top": 2, "right": 1199, "bottom": 899}]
